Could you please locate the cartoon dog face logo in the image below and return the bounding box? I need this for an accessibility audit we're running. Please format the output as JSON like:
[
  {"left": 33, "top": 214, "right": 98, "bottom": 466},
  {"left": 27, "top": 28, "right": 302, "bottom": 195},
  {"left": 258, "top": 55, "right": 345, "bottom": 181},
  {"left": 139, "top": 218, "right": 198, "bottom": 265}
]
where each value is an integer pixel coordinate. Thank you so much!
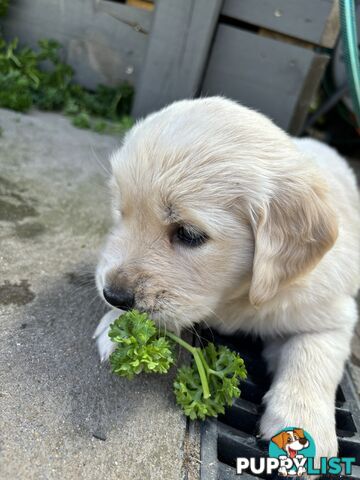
[{"left": 271, "top": 428, "right": 309, "bottom": 459}]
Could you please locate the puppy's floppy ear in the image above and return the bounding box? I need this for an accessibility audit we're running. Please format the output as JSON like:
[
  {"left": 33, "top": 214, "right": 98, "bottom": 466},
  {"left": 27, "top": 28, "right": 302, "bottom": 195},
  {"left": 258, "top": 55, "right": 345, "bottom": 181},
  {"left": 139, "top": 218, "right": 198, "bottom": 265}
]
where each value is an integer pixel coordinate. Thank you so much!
[
  {"left": 249, "top": 178, "right": 338, "bottom": 306},
  {"left": 271, "top": 431, "right": 288, "bottom": 450}
]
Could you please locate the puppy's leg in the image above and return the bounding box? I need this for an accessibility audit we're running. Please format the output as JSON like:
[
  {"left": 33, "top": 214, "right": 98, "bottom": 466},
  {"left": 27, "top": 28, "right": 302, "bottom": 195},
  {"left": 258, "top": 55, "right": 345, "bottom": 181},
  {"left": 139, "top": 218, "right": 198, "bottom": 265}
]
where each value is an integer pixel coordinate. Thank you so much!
[
  {"left": 262, "top": 337, "right": 287, "bottom": 374},
  {"left": 93, "top": 308, "right": 124, "bottom": 362},
  {"left": 260, "top": 297, "right": 357, "bottom": 466}
]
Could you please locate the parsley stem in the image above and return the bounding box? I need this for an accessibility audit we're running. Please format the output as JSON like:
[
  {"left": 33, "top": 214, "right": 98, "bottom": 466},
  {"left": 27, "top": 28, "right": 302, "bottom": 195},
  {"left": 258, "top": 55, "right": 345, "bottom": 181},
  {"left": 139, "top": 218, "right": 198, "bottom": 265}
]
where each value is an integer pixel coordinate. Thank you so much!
[
  {"left": 163, "top": 331, "right": 195, "bottom": 354},
  {"left": 208, "top": 369, "right": 223, "bottom": 378},
  {"left": 192, "top": 350, "right": 211, "bottom": 399},
  {"left": 162, "top": 331, "right": 211, "bottom": 399},
  {"left": 197, "top": 349, "right": 210, "bottom": 375}
]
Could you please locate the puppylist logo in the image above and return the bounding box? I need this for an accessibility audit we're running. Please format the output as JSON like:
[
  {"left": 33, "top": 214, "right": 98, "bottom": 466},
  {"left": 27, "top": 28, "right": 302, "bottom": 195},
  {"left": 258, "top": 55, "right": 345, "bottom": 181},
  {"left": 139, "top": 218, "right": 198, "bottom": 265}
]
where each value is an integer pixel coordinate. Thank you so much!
[{"left": 236, "top": 427, "right": 356, "bottom": 477}]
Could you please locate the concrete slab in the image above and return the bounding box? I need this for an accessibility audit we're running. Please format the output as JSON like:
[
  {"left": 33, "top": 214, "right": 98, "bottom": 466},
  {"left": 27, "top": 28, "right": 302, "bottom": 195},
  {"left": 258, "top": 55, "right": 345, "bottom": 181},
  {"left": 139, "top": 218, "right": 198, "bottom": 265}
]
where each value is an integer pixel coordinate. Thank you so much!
[{"left": 0, "top": 109, "right": 189, "bottom": 480}]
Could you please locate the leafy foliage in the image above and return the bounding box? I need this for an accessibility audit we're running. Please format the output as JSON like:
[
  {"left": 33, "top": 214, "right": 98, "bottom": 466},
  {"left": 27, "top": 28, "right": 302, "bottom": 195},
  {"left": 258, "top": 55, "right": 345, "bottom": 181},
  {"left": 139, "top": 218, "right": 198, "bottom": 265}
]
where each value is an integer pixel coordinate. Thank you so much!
[
  {"left": 0, "top": 35, "right": 134, "bottom": 132},
  {"left": 109, "top": 310, "right": 174, "bottom": 379},
  {"left": 0, "top": 0, "right": 8, "bottom": 17},
  {"left": 109, "top": 310, "right": 247, "bottom": 420},
  {"left": 174, "top": 343, "right": 247, "bottom": 420}
]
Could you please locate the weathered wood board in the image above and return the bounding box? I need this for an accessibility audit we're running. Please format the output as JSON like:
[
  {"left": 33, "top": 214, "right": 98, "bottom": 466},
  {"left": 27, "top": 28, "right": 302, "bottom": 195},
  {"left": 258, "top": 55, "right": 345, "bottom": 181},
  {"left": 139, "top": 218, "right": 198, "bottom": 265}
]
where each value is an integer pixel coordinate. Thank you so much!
[
  {"left": 132, "top": 0, "right": 223, "bottom": 117},
  {"left": 2, "top": 0, "right": 153, "bottom": 89},
  {"left": 222, "top": 0, "right": 339, "bottom": 48},
  {"left": 201, "top": 24, "right": 329, "bottom": 133}
]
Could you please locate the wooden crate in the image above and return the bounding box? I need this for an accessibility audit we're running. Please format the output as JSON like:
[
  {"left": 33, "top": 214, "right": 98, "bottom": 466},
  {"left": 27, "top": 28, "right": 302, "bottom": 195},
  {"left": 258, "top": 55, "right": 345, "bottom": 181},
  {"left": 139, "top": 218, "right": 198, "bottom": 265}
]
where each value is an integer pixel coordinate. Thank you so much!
[
  {"left": 201, "top": 24, "right": 329, "bottom": 132},
  {"left": 2, "top": 0, "right": 154, "bottom": 90},
  {"left": 2, "top": 0, "right": 340, "bottom": 133},
  {"left": 133, "top": 0, "right": 339, "bottom": 134}
]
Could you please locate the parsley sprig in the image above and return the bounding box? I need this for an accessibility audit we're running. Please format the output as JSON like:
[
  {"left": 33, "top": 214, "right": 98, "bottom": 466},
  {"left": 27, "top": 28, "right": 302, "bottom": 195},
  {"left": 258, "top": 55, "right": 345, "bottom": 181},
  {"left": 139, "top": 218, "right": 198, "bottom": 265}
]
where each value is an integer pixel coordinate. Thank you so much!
[
  {"left": 109, "top": 310, "right": 247, "bottom": 420},
  {"left": 109, "top": 310, "right": 174, "bottom": 378}
]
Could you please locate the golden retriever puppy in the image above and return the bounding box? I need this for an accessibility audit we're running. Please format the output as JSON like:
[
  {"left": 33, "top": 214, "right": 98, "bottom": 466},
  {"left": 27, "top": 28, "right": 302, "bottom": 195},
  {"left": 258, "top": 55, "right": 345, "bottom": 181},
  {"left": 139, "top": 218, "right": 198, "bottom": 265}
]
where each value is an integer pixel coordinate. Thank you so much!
[{"left": 94, "top": 97, "right": 360, "bottom": 464}]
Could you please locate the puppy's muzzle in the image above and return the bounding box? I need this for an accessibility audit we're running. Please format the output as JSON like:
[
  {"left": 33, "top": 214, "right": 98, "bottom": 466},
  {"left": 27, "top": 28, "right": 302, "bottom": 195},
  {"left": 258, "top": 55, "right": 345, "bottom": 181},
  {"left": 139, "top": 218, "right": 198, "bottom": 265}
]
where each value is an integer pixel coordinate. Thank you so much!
[{"left": 103, "top": 286, "right": 134, "bottom": 311}]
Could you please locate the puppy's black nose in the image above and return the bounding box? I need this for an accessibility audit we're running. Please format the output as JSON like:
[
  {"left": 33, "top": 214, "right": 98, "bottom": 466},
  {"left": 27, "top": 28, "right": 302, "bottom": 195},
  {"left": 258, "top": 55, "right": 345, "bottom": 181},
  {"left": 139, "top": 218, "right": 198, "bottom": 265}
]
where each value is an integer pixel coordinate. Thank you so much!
[{"left": 103, "top": 287, "right": 134, "bottom": 311}]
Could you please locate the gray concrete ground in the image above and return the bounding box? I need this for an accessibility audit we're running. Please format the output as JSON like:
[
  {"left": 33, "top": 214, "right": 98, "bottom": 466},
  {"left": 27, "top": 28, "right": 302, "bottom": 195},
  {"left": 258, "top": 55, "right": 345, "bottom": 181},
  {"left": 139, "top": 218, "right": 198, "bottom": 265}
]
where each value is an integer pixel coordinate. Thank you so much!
[
  {"left": 0, "top": 109, "right": 192, "bottom": 480},
  {"left": 0, "top": 108, "right": 359, "bottom": 480}
]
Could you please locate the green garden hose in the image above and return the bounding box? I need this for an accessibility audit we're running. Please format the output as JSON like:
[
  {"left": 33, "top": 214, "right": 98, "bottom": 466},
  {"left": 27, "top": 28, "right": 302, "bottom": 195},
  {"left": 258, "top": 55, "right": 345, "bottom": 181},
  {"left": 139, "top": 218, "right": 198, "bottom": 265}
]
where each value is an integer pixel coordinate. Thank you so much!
[{"left": 340, "top": 0, "right": 360, "bottom": 128}]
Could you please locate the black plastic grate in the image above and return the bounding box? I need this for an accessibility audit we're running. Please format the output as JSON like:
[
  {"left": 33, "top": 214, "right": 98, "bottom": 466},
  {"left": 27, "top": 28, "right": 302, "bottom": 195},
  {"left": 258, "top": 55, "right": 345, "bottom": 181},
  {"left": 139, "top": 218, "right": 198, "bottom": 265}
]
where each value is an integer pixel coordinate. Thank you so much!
[{"left": 200, "top": 329, "right": 360, "bottom": 480}]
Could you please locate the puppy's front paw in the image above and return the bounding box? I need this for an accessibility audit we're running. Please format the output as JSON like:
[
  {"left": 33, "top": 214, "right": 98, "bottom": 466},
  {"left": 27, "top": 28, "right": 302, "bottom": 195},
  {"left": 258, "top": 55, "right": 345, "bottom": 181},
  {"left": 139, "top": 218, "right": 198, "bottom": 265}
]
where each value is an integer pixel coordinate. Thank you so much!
[{"left": 93, "top": 309, "right": 124, "bottom": 362}]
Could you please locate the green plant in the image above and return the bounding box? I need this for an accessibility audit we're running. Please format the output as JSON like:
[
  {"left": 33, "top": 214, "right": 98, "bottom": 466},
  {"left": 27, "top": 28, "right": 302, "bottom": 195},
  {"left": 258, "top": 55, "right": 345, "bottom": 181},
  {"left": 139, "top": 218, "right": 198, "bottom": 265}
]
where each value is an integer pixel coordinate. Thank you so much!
[
  {"left": 109, "top": 310, "right": 247, "bottom": 420},
  {"left": 173, "top": 342, "right": 247, "bottom": 420},
  {"left": 71, "top": 112, "right": 91, "bottom": 130},
  {"left": 0, "top": 0, "right": 8, "bottom": 17},
  {"left": 0, "top": 34, "right": 134, "bottom": 132},
  {"left": 109, "top": 311, "right": 174, "bottom": 378}
]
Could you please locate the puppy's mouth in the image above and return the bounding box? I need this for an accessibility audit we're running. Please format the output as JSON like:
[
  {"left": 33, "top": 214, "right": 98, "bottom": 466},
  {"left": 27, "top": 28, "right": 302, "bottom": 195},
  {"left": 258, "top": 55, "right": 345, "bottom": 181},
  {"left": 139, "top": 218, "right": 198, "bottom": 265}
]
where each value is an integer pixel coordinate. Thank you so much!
[
  {"left": 134, "top": 304, "right": 163, "bottom": 317},
  {"left": 139, "top": 308, "right": 174, "bottom": 324},
  {"left": 135, "top": 307, "right": 183, "bottom": 334}
]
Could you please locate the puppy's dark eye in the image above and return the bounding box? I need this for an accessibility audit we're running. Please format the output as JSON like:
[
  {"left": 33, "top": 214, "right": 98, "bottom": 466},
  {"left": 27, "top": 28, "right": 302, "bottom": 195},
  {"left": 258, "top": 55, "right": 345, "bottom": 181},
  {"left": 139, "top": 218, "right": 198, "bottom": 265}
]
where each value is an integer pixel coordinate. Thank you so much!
[{"left": 175, "top": 225, "right": 208, "bottom": 247}]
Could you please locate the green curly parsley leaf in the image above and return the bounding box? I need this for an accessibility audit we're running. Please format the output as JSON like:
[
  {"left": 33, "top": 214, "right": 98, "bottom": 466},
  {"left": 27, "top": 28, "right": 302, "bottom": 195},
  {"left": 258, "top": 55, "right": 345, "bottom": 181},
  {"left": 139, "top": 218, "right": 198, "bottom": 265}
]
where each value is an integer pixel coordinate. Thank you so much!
[
  {"left": 109, "top": 310, "right": 174, "bottom": 379},
  {"left": 174, "top": 343, "right": 247, "bottom": 420}
]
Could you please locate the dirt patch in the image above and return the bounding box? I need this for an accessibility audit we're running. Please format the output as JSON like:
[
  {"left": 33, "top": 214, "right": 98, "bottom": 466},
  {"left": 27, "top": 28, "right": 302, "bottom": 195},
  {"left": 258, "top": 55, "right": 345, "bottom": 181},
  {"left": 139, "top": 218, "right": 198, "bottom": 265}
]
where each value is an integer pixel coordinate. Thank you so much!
[
  {"left": 0, "top": 279, "right": 36, "bottom": 305},
  {"left": 0, "top": 199, "right": 38, "bottom": 222},
  {"left": 15, "top": 222, "right": 46, "bottom": 239},
  {"left": 0, "top": 176, "right": 38, "bottom": 222}
]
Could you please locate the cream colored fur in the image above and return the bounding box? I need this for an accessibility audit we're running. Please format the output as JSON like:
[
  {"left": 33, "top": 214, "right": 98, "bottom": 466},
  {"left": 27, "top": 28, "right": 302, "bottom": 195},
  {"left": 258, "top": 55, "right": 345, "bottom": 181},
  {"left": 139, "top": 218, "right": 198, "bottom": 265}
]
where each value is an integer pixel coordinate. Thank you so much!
[{"left": 94, "top": 97, "right": 360, "bottom": 469}]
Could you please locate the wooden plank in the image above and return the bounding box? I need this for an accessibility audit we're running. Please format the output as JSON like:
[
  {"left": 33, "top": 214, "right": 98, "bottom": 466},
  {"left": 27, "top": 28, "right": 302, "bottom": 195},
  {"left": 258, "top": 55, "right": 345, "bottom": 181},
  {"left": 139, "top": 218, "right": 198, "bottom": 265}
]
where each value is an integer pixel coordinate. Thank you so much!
[
  {"left": 2, "top": 0, "right": 153, "bottom": 89},
  {"left": 222, "top": 0, "right": 339, "bottom": 48},
  {"left": 96, "top": 1, "right": 153, "bottom": 32},
  {"left": 289, "top": 54, "right": 329, "bottom": 134},
  {"left": 132, "top": 0, "right": 223, "bottom": 118},
  {"left": 126, "top": 0, "right": 154, "bottom": 11},
  {"left": 201, "top": 24, "right": 329, "bottom": 132}
]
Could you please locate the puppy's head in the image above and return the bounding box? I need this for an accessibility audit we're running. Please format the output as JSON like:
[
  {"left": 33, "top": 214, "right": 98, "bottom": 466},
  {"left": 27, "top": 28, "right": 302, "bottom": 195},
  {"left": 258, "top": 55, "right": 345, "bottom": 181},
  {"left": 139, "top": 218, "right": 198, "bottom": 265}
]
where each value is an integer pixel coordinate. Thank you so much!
[{"left": 96, "top": 97, "right": 337, "bottom": 331}]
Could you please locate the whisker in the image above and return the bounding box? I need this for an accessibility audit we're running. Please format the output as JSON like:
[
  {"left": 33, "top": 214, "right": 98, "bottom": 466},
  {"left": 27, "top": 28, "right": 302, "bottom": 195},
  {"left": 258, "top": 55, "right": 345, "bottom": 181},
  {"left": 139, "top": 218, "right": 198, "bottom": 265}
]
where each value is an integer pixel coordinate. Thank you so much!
[{"left": 90, "top": 145, "right": 112, "bottom": 177}]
